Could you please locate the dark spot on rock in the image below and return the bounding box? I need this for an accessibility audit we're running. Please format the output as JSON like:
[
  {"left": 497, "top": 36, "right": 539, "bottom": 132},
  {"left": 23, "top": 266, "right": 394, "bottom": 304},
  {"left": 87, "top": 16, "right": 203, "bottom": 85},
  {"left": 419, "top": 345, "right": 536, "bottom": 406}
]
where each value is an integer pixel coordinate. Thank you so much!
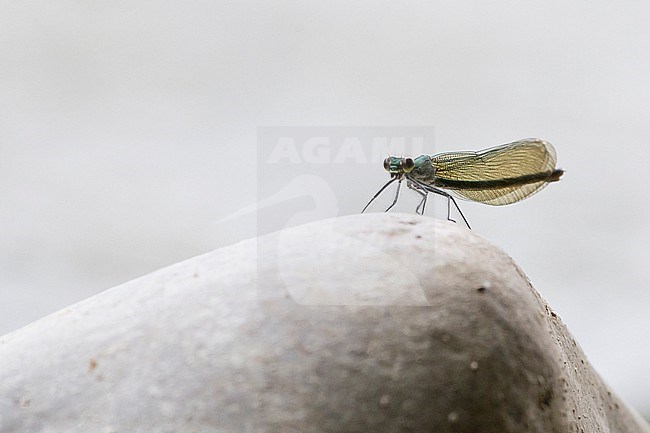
[
  {"left": 539, "top": 387, "right": 554, "bottom": 409},
  {"left": 415, "top": 234, "right": 422, "bottom": 239},
  {"left": 550, "top": 311, "right": 557, "bottom": 318},
  {"left": 88, "top": 358, "right": 98, "bottom": 373},
  {"left": 477, "top": 286, "right": 486, "bottom": 293}
]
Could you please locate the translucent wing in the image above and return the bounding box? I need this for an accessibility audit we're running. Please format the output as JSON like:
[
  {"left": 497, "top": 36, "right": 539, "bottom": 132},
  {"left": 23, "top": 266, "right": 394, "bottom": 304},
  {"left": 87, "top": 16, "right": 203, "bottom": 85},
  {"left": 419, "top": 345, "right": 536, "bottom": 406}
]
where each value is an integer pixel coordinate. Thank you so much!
[{"left": 430, "top": 138, "right": 562, "bottom": 205}]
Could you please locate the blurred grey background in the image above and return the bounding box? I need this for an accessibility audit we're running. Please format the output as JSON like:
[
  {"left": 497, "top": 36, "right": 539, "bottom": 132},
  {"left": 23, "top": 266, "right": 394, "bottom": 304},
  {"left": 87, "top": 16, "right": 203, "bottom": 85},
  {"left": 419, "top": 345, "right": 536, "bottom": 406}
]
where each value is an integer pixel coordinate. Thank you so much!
[{"left": 1, "top": 0, "right": 648, "bottom": 418}]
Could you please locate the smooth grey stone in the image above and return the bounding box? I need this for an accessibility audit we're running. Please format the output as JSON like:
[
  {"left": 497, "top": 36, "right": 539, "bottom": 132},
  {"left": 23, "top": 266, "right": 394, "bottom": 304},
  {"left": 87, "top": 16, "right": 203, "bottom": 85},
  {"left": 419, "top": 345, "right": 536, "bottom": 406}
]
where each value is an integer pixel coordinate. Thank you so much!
[{"left": 1, "top": 213, "right": 648, "bottom": 433}]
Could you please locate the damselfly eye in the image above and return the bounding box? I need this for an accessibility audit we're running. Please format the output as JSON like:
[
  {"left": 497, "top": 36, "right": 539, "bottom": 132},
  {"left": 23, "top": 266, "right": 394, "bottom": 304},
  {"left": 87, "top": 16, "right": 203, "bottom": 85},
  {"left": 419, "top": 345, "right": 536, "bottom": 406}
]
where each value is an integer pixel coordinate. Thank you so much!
[
  {"left": 403, "top": 157, "right": 415, "bottom": 173},
  {"left": 383, "top": 157, "right": 391, "bottom": 171}
]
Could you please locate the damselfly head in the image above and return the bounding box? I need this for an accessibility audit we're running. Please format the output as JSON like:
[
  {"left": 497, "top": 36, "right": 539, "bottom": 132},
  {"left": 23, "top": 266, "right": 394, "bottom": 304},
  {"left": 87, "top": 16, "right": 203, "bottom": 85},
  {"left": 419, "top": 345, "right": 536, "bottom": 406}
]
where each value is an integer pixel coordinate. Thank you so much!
[{"left": 383, "top": 156, "right": 415, "bottom": 175}]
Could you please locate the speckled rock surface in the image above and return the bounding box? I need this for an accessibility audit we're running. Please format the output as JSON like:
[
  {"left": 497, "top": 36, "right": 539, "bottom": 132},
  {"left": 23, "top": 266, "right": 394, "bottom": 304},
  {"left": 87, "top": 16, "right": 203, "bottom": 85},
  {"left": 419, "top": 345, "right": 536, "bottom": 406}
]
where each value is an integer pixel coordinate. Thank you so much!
[{"left": 0, "top": 213, "right": 648, "bottom": 433}]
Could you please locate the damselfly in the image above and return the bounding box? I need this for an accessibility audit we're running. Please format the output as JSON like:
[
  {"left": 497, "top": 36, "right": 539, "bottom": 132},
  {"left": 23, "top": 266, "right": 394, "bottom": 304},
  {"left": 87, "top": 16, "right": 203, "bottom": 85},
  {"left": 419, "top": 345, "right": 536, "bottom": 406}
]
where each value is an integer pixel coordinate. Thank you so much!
[{"left": 361, "top": 138, "right": 564, "bottom": 229}]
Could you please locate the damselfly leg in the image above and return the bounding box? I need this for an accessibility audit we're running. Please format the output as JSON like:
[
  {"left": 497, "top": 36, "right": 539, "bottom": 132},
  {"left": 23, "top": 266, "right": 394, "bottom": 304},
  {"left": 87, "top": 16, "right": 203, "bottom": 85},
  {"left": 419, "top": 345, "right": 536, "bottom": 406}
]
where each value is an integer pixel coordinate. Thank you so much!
[
  {"left": 384, "top": 177, "right": 403, "bottom": 212},
  {"left": 406, "top": 180, "right": 427, "bottom": 215},
  {"left": 408, "top": 177, "right": 471, "bottom": 229},
  {"left": 361, "top": 176, "right": 398, "bottom": 213}
]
